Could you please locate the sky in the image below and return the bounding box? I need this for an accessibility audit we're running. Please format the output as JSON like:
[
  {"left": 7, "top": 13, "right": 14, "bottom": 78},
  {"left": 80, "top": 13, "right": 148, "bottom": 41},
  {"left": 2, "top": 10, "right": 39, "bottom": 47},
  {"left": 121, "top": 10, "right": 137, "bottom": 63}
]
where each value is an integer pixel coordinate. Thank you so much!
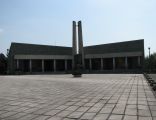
[{"left": 0, "top": 0, "right": 156, "bottom": 56}]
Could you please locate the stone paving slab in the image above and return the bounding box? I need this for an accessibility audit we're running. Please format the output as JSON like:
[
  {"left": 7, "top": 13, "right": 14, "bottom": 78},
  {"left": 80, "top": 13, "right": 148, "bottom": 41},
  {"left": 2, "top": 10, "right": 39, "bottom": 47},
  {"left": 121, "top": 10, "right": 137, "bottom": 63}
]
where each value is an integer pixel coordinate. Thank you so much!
[{"left": 0, "top": 74, "right": 156, "bottom": 120}]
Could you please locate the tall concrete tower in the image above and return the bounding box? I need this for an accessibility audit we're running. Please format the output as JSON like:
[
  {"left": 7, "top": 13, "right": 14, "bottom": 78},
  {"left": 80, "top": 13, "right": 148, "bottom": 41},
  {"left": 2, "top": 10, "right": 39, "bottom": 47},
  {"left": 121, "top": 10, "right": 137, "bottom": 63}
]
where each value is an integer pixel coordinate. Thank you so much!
[
  {"left": 78, "top": 21, "right": 85, "bottom": 69},
  {"left": 72, "top": 21, "right": 85, "bottom": 72},
  {"left": 72, "top": 21, "right": 77, "bottom": 69}
]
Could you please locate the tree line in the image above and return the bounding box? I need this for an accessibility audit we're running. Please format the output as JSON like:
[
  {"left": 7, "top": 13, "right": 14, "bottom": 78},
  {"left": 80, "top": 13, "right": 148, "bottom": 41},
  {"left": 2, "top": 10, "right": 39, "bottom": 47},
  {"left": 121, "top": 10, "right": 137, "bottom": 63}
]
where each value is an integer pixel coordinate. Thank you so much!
[{"left": 144, "top": 53, "right": 156, "bottom": 73}]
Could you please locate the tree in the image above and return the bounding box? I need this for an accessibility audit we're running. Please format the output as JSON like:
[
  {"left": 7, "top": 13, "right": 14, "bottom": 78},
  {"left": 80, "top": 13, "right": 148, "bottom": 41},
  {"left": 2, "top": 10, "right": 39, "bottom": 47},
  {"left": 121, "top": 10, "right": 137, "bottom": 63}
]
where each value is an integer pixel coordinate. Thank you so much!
[
  {"left": 0, "top": 53, "right": 7, "bottom": 74},
  {"left": 144, "top": 52, "right": 156, "bottom": 73}
]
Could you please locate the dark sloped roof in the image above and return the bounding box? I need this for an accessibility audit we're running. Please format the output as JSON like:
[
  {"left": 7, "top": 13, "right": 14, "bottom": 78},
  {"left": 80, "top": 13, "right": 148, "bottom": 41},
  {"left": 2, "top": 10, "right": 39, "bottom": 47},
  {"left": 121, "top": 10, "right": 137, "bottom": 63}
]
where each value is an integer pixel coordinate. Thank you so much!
[
  {"left": 10, "top": 39, "right": 144, "bottom": 55},
  {"left": 84, "top": 39, "right": 144, "bottom": 54},
  {"left": 10, "top": 43, "right": 72, "bottom": 55}
]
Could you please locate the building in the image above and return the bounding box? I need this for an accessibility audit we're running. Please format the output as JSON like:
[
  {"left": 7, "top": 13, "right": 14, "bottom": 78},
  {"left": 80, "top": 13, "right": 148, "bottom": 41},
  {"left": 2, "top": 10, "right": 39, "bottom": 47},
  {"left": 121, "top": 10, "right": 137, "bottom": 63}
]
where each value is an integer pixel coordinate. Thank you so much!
[
  {"left": 8, "top": 39, "right": 144, "bottom": 74},
  {"left": 8, "top": 21, "right": 144, "bottom": 74}
]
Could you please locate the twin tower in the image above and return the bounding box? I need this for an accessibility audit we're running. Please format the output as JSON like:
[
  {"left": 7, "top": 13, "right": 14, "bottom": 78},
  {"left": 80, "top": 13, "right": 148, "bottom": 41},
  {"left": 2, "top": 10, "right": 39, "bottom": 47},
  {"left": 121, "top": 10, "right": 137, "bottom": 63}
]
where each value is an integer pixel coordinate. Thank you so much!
[{"left": 72, "top": 21, "right": 85, "bottom": 73}]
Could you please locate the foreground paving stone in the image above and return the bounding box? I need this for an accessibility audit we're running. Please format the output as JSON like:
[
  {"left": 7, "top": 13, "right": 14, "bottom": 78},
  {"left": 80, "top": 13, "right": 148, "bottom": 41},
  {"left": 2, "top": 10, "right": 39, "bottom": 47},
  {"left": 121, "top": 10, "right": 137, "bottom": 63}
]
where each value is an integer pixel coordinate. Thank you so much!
[
  {"left": 0, "top": 74, "right": 156, "bottom": 120},
  {"left": 80, "top": 112, "right": 96, "bottom": 119},
  {"left": 47, "top": 116, "right": 62, "bottom": 120},
  {"left": 56, "top": 110, "right": 72, "bottom": 117},
  {"left": 125, "top": 108, "right": 137, "bottom": 115},
  {"left": 17, "top": 114, "right": 39, "bottom": 120},
  {"left": 93, "top": 113, "right": 109, "bottom": 120},
  {"left": 108, "top": 114, "right": 123, "bottom": 120},
  {"left": 123, "top": 115, "right": 137, "bottom": 120},
  {"left": 1, "top": 112, "right": 18, "bottom": 118},
  {"left": 139, "top": 116, "right": 153, "bottom": 120},
  {"left": 33, "top": 115, "right": 51, "bottom": 120},
  {"left": 67, "top": 111, "right": 84, "bottom": 119},
  {"left": 7, "top": 112, "right": 28, "bottom": 120}
]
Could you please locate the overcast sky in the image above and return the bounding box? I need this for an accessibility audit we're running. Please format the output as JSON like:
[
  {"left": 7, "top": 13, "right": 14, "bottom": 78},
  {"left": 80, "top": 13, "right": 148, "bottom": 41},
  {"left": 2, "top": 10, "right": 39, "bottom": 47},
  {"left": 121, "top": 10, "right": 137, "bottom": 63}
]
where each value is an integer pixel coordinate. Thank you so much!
[{"left": 0, "top": 0, "right": 156, "bottom": 56}]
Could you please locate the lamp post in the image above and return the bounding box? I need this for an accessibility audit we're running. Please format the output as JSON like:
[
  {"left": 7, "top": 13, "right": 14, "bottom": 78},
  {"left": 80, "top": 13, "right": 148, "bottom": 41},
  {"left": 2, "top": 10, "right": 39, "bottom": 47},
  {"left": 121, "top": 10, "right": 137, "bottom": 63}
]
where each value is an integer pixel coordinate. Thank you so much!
[
  {"left": 148, "top": 47, "right": 151, "bottom": 58},
  {"left": 148, "top": 47, "right": 151, "bottom": 73}
]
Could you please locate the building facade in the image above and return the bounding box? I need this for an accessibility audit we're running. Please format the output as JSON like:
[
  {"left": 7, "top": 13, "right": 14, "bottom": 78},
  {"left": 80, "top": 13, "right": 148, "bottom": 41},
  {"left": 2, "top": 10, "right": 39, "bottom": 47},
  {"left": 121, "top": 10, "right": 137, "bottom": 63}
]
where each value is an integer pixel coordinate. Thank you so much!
[{"left": 8, "top": 39, "right": 144, "bottom": 74}]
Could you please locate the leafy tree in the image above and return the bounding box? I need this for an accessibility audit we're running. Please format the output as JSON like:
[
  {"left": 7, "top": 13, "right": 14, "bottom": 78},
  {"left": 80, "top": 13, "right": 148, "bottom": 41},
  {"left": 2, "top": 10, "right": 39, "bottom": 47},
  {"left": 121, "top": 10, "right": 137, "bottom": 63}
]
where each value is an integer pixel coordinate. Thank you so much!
[
  {"left": 144, "top": 52, "right": 156, "bottom": 73},
  {"left": 0, "top": 53, "right": 7, "bottom": 74}
]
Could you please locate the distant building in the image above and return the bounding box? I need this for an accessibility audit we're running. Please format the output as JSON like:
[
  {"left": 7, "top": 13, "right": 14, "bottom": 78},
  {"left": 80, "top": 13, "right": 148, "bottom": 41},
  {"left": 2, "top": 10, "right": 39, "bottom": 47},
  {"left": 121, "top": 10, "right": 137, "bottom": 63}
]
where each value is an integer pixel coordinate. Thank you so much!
[
  {"left": 0, "top": 53, "right": 7, "bottom": 74},
  {"left": 8, "top": 21, "right": 144, "bottom": 74},
  {"left": 8, "top": 39, "right": 144, "bottom": 74}
]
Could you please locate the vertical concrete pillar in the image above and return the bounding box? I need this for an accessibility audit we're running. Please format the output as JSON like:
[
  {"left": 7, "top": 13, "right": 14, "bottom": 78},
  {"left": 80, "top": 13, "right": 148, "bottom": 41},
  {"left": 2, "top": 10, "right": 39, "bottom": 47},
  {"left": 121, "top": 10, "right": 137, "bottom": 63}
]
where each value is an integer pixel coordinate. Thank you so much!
[
  {"left": 29, "top": 59, "right": 32, "bottom": 72},
  {"left": 125, "top": 57, "right": 128, "bottom": 69},
  {"left": 101, "top": 58, "right": 103, "bottom": 70},
  {"left": 72, "top": 21, "right": 77, "bottom": 69},
  {"left": 78, "top": 21, "right": 85, "bottom": 69},
  {"left": 113, "top": 57, "right": 115, "bottom": 70},
  {"left": 54, "top": 59, "right": 56, "bottom": 72},
  {"left": 89, "top": 58, "right": 92, "bottom": 70},
  {"left": 138, "top": 56, "right": 141, "bottom": 66},
  {"left": 16, "top": 59, "right": 19, "bottom": 69},
  {"left": 65, "top": 59, "right": 67, "bottom": 71},
  {"left": 42, "top": 59, "right": 44, "bottom": 72}
]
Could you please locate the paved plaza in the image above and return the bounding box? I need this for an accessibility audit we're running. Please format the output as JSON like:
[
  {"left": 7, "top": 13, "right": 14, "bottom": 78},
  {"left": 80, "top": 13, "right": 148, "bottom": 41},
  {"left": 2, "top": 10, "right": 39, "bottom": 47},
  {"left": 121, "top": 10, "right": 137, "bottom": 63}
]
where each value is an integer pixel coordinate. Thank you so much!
[{"left": 0, "top": 74, "right": 156, "bottom": 120}]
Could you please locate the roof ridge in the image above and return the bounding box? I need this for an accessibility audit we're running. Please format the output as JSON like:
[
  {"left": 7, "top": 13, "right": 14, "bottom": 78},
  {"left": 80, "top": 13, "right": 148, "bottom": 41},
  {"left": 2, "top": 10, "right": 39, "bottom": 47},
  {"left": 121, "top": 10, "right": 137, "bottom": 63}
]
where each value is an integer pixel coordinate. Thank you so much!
[
  {"left": 11, "top": 42, "right": 71, "bottom": 48},
  {"left": 85, "top": 39, "right": 144, "bottom": 47}
]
